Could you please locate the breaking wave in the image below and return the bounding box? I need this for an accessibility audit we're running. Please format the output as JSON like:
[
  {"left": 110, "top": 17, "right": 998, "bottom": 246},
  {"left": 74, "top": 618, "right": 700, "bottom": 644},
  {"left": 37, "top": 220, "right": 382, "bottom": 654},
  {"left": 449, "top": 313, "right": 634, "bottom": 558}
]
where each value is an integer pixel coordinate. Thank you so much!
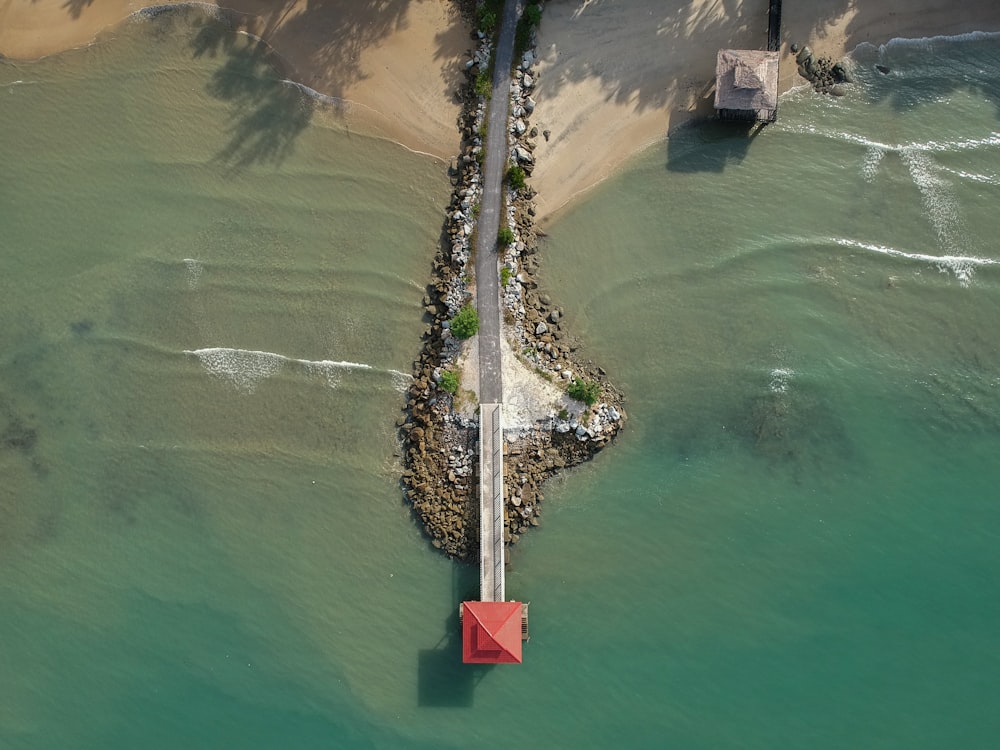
[
  {"left": 833, "top": 238, "right": 998, "bottom": 286},
  {"left": 184, "top": 347, "right": 377, "bottom": 392}
]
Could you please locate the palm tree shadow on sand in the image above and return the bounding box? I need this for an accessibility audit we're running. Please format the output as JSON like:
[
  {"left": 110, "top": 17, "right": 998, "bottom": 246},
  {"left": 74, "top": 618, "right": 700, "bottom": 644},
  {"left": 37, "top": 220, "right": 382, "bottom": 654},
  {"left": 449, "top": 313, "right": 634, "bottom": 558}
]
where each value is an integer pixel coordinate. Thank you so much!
[{"left": 187, "top": 12, "right": 313, "bottom": 170}]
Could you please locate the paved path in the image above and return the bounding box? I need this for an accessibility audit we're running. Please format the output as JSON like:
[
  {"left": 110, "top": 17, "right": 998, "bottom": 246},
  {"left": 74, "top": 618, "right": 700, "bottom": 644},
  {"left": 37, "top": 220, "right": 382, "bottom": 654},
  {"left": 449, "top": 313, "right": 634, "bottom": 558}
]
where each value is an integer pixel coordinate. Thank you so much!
[
  {"left": 474, "top": 0, "right": 521, "bottom": 404},
  {"left": 474, "top": 0, "right": 520, "bottom": 602}
]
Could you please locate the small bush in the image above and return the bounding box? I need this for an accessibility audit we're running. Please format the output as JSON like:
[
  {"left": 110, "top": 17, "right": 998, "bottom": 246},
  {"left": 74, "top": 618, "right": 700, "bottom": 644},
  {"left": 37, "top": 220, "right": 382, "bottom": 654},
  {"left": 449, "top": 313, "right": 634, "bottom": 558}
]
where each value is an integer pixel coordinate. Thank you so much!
[
  {"left": 474, "top": 69, "right": 492, "bottom": 99},
  {"left": 477, "top": 8, "right": 497, "bottom": 34},
  {"left": 498, "top": 226, "right": 514, "bottom": 246},
  {"left": 525, "top": 4, "right": 542, "bottom": 27},
  {"left": 567, "top": 377, "right": 601, "bottom": 406},
  {"left": 515, "top": 1, "right": 543, "bottom": 57},
  {"left": 507, "top": 164, "right": 526, "bottom": 190},
  {"left": 500, "top": 267, "right": 512, "bottom": 286},
  {"left": 439, "top": 370, "right": 459, "bottom": 394},
  {"left": 450, "top": 305, "right": 480, "bottom": 339}
]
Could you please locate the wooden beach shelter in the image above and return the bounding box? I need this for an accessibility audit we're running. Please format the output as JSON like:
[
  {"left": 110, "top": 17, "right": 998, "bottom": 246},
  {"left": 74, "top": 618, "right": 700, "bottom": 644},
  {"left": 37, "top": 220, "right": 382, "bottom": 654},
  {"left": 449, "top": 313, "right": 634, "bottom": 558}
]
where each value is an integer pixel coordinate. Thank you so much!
[
  {"left": 714, "top": 49, "right": 780, "bottom": 123},
  {"left": 461, "top": 601, "right": 523, "bottom": 664}
]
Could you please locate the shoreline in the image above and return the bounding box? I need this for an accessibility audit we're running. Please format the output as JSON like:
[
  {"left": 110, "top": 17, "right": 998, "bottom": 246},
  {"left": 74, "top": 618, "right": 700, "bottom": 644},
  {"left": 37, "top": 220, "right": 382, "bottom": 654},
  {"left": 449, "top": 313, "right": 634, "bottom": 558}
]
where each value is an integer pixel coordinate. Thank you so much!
[
  {"left": 5, "top": 2, "right": 1000, "bottom": 218},
  {"left": 0, "top": 0, "right": 469, "bottom": 161}
]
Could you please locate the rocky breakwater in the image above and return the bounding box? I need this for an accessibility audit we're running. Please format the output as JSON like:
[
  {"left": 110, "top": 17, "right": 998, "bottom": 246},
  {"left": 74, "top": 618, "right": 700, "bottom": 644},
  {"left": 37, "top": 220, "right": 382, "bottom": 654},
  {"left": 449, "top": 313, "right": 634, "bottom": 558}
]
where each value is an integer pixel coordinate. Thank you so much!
[
  {"left": 400, "top": 5, "right": 626, "bottom": 561},
  {"left": 791, "top": 44, "right": 854, "bottom": 96}
]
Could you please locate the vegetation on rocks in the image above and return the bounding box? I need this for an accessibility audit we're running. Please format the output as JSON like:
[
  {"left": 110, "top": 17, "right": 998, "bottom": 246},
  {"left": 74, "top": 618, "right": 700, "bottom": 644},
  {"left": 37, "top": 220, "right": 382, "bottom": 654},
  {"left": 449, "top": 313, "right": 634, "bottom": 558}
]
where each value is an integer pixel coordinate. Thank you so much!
[
  {"left": 439, "top": 369, "right": 459, "bottom": 394},
  {"left": 514, "top": 0, "right": 543, "bottom": 58},
  {"left": 568, "top": 377, "right": 601, "bottom": 406},
  {"left": 474, "top": 69, "right": 492, "bottom": 99},
  {"left": 506, "top": 164, "right": 526, "bottom": 190},
  {"left": 450, "top": 304, "right": 480, "bottom": 339},
  {"left": 498, "top": 226, "right": 514, "bottom": 246}
]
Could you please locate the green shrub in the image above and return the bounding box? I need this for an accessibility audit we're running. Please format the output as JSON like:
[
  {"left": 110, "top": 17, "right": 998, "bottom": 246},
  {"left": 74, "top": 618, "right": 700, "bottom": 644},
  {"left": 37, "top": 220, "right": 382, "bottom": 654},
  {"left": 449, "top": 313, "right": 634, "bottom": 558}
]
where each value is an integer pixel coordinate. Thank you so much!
[
  {"left": 450, "top": 305, "right": 480, "bottom": 339},
  {"left": 439, "top": 369, "right": 459, "bottom": 394},
  {"left": 567, "top": 377, "right": 601, "bottom": 406},
  {"left": 477, "top": 7, "right": 497, "bottom": 34},
  {"left": 506, "top": 164, "right": 526, "bottom": 190},
  {"left": 514, "top": 1, "right": 543, "bottom": 58},
  {"left": 474, "top": 69, "right": 492, "bottom": 99},
  {"left": 500, "top": 267, "right": 512, "bottom": 286},
  {"left": 498, "top": 226, "right": 514, "bottom": 246}
]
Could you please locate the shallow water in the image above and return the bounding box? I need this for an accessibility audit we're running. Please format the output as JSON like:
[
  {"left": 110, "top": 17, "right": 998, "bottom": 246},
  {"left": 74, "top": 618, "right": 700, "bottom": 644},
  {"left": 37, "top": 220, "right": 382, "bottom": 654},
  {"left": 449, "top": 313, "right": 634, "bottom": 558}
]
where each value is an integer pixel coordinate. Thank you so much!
[{"left": 2, "top": 13, "right": 1000, "bottom": 749}]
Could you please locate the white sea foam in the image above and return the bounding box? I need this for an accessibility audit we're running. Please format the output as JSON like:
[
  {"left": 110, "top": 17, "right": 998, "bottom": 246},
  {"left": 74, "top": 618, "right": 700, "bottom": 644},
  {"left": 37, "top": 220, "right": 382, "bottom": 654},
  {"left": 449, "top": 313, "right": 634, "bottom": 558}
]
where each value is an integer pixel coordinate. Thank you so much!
[
  {"left": 862, "top": 146, "right": 885, "bottom": 183},
  {"left": 900, "top": 149, "right": 964, "bottom": 255},
  {"left": 941, "top": 167, "right": 1000, "bottom": 186},
  {"left": 389, "top": 370, "right": 413, "bottom": 393},
  {"left": 183, "top": 258, "right": 203, "bottom": 289},
  {"left": 769, "top": 368, "right": 794, "bottom": 394},
  {"left": 185, "top": 347, "right": 373, "bottom": 392},
  {"left": 833, "top": 238, "right": 997, "bottom": 286},
  {"left": 878, "top": 30, "right": 1000, "bottom": 52},
  {"left": 186, "top": 348, "right": 285, "bottom": 392},
  {"left": 778, "top": 123, "right": 1000, "bottom": 156}
]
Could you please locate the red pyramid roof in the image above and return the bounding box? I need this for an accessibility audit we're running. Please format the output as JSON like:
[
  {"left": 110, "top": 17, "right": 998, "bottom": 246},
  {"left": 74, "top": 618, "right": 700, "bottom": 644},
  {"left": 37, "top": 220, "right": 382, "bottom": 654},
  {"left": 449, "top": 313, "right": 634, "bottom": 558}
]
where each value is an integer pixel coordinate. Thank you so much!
[{"left": 462, "top": 601, "right": 523, "bottom": 664}]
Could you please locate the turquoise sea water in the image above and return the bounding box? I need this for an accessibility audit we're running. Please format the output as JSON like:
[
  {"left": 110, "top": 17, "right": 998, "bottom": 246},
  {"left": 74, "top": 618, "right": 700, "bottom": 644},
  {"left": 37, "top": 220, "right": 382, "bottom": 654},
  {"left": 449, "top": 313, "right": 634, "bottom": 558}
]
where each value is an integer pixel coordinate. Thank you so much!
[{"left": 2, "top": 12, "right": 1000, "bottom": 749}]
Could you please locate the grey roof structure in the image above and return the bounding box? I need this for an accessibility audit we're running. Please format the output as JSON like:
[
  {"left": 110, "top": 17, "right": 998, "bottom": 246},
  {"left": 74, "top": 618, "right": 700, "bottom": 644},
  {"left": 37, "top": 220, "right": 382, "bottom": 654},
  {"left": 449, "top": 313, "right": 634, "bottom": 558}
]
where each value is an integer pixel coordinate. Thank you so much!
[{"left": 714, "top": 49, "right": 780, "bottom": 115}]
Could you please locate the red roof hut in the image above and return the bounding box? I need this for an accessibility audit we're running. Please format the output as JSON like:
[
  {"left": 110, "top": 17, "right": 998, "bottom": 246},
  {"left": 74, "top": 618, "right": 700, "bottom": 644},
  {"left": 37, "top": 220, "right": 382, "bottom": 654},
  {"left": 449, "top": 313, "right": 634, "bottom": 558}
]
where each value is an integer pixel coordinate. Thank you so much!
[{"left": 461, "top": 601, "right": 523, "bottom": 664}]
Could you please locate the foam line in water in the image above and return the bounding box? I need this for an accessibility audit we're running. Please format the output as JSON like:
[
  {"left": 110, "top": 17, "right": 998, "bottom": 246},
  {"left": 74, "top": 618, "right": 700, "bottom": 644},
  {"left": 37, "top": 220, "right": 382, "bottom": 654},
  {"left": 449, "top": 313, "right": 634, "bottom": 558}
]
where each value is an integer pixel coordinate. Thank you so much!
[
  {"left": 940, "top": 167, "right": 1000, "bottom": 186},
  {"left": 900, "top": 149, "right": 964, "bottom": 255},
  {"left": 833, "top": 238, "right": 998, "bottom": 286},
  {"left": 183, "top": 258, "right": 204, "bottom": 289},
  {"left": 184, "top": 347, "right": 377, "bottom": 392},
  {"left": 778, "top": 123, "right": 1000, "bottom": 156},
  {"left": 769, "top": 368, "right": 794, "bottom": 394},
  {"left": 878, "top": 30, "right": 1000, "bottom": 51}
]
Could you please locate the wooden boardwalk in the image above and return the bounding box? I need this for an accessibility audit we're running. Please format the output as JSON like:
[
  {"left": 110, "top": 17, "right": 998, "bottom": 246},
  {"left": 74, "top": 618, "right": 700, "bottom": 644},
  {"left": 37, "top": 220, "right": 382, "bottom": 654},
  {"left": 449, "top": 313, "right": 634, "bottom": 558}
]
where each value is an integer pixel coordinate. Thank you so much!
[{"left": 478, "top": 404, "right": 505, "bottom": 602}]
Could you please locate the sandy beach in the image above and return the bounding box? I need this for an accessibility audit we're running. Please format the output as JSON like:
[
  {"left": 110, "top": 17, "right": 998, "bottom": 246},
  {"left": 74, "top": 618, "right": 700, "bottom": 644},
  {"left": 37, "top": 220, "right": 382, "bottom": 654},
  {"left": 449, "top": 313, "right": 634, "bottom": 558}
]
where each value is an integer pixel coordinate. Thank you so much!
[
  {"left": 3, "top": 0, "right": 1000, "bottom": 217},
  {"left": 528, "top": 0, "right": 1000, "bottom": 222}
]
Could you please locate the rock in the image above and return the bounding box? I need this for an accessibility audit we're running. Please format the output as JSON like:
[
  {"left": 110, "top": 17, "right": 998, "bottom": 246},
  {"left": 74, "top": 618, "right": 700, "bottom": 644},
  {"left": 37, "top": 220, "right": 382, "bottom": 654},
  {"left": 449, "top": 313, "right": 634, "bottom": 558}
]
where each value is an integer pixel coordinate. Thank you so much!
[
  {"left": 524, "top": 96, "right": 536, "bottom": 114},
  {"left": 875, "top": 64, "right": 891, "bottom": 75},
  {"left": 535, "top": 321, "right": 548, "bottom": 335},
  {"left": 829, "top": 85, "right": 846, "bottom": 97},
  {"left": 542, "top": 129, "right": 551, "bottom": 142},
  {"left": 522, "top": 74, "right": 534, "bottom": 89},
  {"left": 513, "top": 119, "right": 527, "bottom": 136},
  {"left": 514, "top": 146, "right": 534, "bottom": 164},
  {"left": 549, "top": 310, "right": 560, "bottom": 323}
]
